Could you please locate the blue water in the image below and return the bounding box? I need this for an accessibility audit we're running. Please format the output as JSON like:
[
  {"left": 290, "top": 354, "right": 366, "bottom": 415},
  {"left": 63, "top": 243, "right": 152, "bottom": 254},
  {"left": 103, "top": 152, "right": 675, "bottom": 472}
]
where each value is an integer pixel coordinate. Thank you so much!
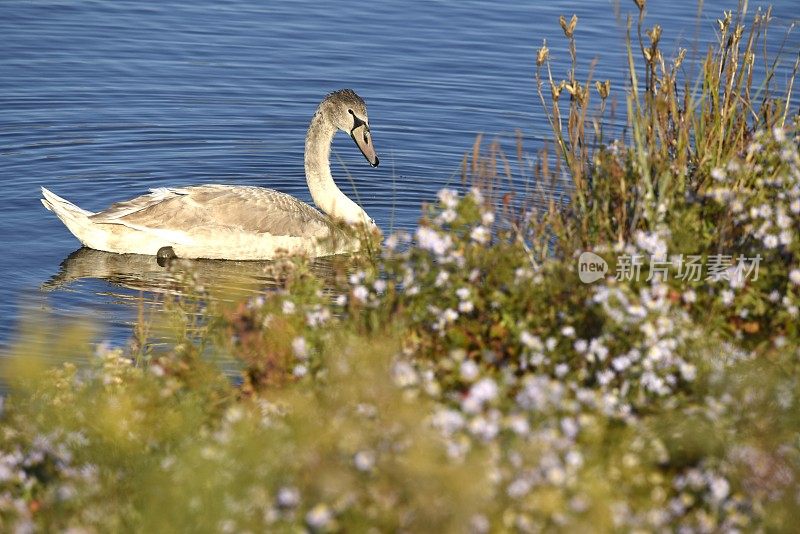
[{"left": 1, "top": 0, "right": 797, "bottom": 349}]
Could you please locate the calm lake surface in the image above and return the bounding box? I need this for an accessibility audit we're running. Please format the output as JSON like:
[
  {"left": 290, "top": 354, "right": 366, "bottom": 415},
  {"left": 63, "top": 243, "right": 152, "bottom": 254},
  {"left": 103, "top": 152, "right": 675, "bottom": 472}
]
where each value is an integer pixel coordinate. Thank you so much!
[{"left": 1, "top": 0, "right": 797, "bottom": 350}]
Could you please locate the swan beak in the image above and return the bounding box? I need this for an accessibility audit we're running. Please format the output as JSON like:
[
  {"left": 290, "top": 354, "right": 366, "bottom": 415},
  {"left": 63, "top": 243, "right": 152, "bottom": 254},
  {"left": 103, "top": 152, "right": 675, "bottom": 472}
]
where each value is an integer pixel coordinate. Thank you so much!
[{"left": 351, "top": 125, "right": 380, "bottom": 167}]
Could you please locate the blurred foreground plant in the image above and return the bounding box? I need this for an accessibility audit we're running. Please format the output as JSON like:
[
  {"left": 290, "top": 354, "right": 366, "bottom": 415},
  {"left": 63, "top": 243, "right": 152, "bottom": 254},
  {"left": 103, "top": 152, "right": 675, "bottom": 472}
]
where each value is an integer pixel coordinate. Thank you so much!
[{"left": 2, "top": 5, "right": 799, "bottom": 532}]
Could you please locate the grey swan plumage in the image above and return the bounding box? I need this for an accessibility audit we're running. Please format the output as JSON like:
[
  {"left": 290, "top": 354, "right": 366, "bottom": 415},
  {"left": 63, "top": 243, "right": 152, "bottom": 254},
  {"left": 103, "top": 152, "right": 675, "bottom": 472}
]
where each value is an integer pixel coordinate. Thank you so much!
[{"left": 40, "top": 89, "right": 380, "bottom": 260}]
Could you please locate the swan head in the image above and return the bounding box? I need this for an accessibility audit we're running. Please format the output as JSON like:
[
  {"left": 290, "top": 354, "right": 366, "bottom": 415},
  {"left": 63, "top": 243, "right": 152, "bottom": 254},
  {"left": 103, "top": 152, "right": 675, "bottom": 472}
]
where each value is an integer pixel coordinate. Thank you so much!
[{"left": 322, "top": 89, "right": 380, "bottom": 168}]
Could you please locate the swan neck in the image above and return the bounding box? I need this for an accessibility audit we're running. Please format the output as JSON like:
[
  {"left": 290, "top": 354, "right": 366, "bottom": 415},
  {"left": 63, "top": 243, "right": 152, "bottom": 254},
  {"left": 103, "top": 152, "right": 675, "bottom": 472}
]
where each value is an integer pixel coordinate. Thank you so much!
[{"left": 304, "top": 111, "right": 368, "bottom": 225}]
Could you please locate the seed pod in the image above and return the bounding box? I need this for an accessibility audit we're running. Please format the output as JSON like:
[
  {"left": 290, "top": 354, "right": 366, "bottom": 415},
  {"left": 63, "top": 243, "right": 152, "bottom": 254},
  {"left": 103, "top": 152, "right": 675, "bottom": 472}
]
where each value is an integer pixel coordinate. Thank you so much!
[
  {"left": 674, "top": 48, "right": 687, "bottom": 70},
  {"left": 647, "top": 25, "right": 662, "bottom": 45},
  {"left": 551, "top": 81, "right": 564, "bottom": 101},
  {"left": 595, "top": 80, "right": 611, "bottom": 99},
  {"left": 537, "top": 43, "right": 550, "bottom": 66},
  {"left": 559, "top": 14, "right": 577, "bottom": 38}
]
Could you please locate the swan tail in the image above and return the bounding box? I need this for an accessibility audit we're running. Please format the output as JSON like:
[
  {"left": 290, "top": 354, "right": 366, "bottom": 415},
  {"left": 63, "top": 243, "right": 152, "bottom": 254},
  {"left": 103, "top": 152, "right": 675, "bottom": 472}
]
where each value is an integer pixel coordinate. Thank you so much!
[
  {"left": 40, "top": 187, "right": 93, "bottom": 216},
  {"left": 40, "top": 187, "right": 98, "bottom": 246}
]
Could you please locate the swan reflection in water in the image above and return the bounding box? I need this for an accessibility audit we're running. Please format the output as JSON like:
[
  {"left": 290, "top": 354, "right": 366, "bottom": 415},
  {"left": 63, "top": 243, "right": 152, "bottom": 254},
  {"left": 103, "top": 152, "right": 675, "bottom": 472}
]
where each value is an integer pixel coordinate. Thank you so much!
[
  {"left": 34, "top": 248, "right": 350, "bottom": 375},
  {"left": 43, "top": 246, "right": 344, "bottom": 306}
]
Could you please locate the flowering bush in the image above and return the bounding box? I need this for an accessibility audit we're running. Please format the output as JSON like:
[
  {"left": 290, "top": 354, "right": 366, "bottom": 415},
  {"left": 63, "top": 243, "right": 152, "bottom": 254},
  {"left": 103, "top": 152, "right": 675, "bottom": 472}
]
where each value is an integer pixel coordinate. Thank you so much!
[{"left": 2, "top": 6, "right": 799, "bottom": 532}]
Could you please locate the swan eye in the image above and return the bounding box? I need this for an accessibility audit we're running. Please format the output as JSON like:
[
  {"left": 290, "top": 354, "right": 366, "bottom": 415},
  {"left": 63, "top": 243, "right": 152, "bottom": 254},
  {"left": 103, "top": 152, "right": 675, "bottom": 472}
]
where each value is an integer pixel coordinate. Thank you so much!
[{"left": 349, "top": 111, "right": 367, "bottom": 132}]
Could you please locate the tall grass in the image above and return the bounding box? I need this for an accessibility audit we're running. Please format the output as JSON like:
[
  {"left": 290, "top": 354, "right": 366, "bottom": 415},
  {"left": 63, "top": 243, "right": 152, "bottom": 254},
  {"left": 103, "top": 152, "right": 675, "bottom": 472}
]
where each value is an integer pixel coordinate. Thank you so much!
[{"left": 1, "top": 4, "right": 799, "bottom": 532}]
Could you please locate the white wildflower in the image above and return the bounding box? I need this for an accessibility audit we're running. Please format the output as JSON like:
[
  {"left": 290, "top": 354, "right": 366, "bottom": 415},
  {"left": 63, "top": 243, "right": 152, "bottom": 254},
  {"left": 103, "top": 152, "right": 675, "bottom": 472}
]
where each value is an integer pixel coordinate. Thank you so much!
[
  {"left": 432, "top": 408, "right": 465, "bottom": 435},
  {"left": 306, "top": 307, "right": 331, "bottom": 327},
  {"left": 470, "top": 514, "right": 491, "bottom": 534},
  {"left": 291, "top": 337, "right": 308, "bottom": 359},
  {"left": 470, "top": 225, "right": 490, "bottom": 245},
  {"left": 481, "top": 211, "right": 495, "bottom": 225},
  {"left": 306, "top": 504, "right": 333, "bottom": 530},
  {"left": 625, "top": 304, "right": 647, "bottom": 319},
  {"left": 437, "top": 188, "right": 459, "bottom": 209},
  {"left": 353, "top": 450, "right": 376, "bottom": 472},
  {"left": 281, "top": 300, "right": 296, "bottom": 315},
  {"left": 468, "top": 413, "right": 500, "bottom": 441},
  {"left": 458, "top": 300, "right": 474, "bottom": 313},
  {"left": 634, "top": 230, "right": 669, "bottom": 260},
  {"left": 456, "top": 287, "right": 471, "bottom": 300},
  {"left": 384, "top": 233, "right": 398, "bottom": 251},
  {"left": 546, "top": 466, "right": 566, "bottom": 485},
  {"left": 560, "top": 417, "right": 579, "bottom": 439},
  {"left": 470, "top": 377, "right": 498, "bottom": 402},
  {"left": 520, "top": 331, "right": 544, "bottom": 351},
  {"left": 710, "top": 167, "right": 726, "bottom": 181},
  {"left": 566, "top": 450, "right": 584, "bottom": 468},
  {"left": 709, "top": 477, "right": 730, "bottom": 503},
  {"left": 277, "top": 486, "right": 300, "bottom": 508},
  {"left": 373, "top": 279, "right": 387, "bottom": 293},
  {"left": 462, "top": 377, "right": 498, "bottom": 413},
  {"left": 589, "top": 338, "right": 609, "bottom": 361},
  {"left": 416, "top": 226, "right": 452, "bottom": 255},
  {"left": 612, "top": 355, "right": 631, "bottom": 371},
  {"left": 597, "top": 369, "right": 615, "bottom": 386},
  {"left": 720, "top": 289, "right": 735, "bottom": 306},
  {"left": 679, "top": 362, "right": 696, "bottom": 381},
  {"left": 507, "top": 478, "right": 532, "bottom": 499},
  {"left": 445, "top": 438, "right": 470, "bottom": 459},
  {"left": 470, "top": 187, "right": 484, "bottom": 205},
  {"left": 352, "top": 285, "right": 369, "bottom": 303},
  {"left": 764, "top": 234, "right": 779, "bottom": 248},
  {"left": 442, "top": 308, "right": 459, "bottom": 323},
  {"left": 789, "top": 269, "right": 800, "bottom": 286},
  {"left": 392, "top": 360, "right": 418, "bottom": 387},
  {"left": 506, "top": 414, "right": 530, "bottom": 435},
  {"left": 777, "top": 211, "right": 792, "bottom": 229},
  {"left": 438, "top": 208, "right": 457, "bottom": 224},
  {"left": 460, "top": 360, "right": 480, "bottom": 382}
]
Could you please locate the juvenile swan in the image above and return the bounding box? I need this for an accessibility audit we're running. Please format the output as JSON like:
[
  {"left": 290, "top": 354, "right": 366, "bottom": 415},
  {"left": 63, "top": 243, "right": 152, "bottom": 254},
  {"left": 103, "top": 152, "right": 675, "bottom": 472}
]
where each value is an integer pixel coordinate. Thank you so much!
[{"left": 41, "top": 89, "right": 380, "bottom": 260}]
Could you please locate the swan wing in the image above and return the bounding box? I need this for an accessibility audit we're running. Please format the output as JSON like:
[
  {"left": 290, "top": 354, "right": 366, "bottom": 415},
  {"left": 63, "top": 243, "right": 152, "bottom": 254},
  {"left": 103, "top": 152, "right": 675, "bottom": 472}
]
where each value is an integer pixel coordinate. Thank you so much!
[{"left": 90, "top": 185, "right": 333, "bottom": 238}]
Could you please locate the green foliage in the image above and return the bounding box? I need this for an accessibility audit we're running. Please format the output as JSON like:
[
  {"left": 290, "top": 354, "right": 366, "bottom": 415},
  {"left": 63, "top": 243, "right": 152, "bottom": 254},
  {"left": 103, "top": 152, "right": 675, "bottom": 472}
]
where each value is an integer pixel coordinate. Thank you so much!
[{"left": 2, "top": 5, "right": 799, "bottom": 532}]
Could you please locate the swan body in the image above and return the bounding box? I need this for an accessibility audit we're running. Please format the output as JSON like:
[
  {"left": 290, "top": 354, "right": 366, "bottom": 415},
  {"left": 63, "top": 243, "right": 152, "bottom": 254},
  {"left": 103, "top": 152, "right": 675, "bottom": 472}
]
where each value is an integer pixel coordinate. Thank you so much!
[{"left": 41, "top": 89, "right": 380, "bottom": 260}]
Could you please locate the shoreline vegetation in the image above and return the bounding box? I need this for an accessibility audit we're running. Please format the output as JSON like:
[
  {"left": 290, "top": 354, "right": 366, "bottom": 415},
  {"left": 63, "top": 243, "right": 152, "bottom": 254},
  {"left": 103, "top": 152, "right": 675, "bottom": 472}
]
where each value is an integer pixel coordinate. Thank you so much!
[{"left": 2, "top": 3, "right": 799, "bottom": 532}]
